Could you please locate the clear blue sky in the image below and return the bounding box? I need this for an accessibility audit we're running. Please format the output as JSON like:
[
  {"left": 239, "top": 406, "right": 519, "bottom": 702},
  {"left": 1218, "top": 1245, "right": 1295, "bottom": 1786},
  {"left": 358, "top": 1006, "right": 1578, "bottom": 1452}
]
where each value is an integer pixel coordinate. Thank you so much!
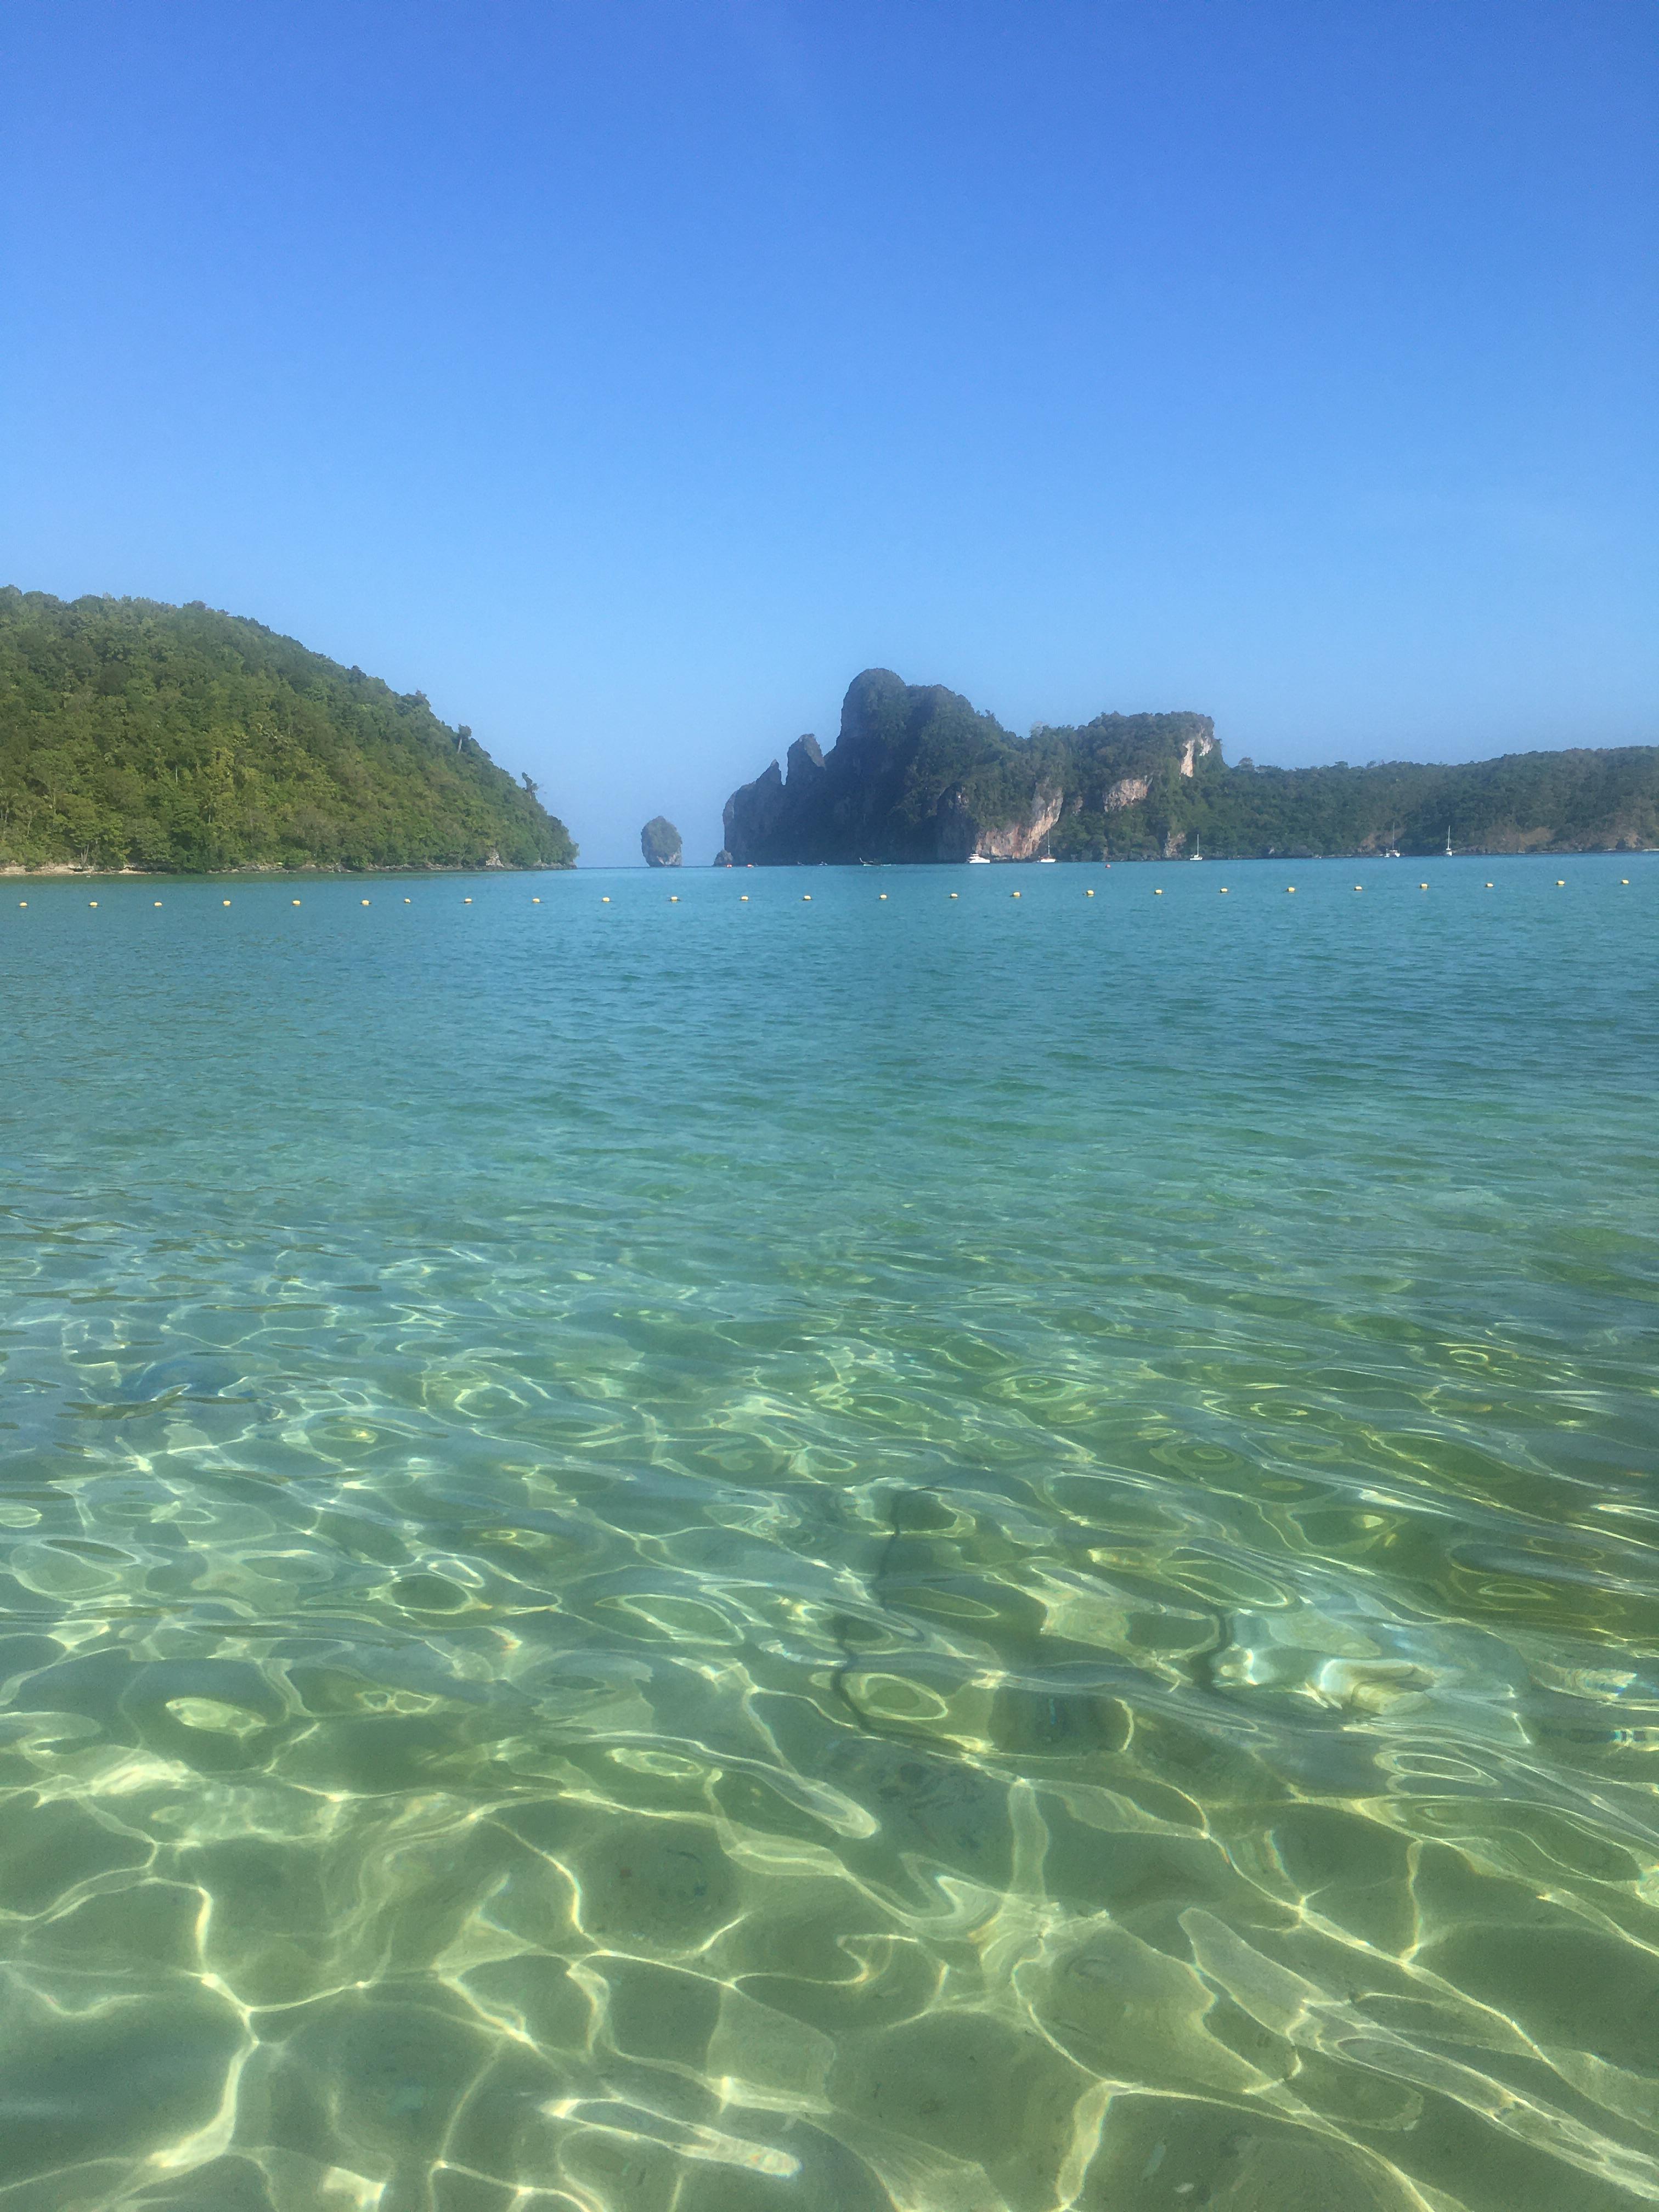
[{"left": 4, "top": 2, "right": 1655, "bottom": 864}]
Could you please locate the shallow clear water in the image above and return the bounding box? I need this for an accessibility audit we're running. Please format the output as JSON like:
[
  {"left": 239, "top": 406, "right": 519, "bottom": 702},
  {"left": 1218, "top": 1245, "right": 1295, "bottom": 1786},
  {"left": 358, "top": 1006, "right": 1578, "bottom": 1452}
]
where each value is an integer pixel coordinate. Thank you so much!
[{"left": 1, "top": 855, "right": 1657, "bottom": 2212}]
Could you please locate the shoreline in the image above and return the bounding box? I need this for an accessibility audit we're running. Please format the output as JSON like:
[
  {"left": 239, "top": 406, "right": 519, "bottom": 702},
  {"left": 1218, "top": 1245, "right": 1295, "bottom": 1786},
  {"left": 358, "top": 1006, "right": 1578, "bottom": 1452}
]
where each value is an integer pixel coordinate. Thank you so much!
[
  {"left": 3, "top": 850, "right": 1651, "bottom": 878},
  {"left": 0, "top": 860, "right": 577, "bottom": 878}
]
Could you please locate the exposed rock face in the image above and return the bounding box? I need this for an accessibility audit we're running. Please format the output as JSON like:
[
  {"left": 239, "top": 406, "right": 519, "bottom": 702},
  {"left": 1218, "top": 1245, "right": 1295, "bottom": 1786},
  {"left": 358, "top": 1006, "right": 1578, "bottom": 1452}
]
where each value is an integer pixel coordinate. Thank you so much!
[
  {"left": 935, "top": 781, "right": 1065, "bottom": 860},
  {"left": 641, "top": 816, "right": 682, "bottom": 867}
]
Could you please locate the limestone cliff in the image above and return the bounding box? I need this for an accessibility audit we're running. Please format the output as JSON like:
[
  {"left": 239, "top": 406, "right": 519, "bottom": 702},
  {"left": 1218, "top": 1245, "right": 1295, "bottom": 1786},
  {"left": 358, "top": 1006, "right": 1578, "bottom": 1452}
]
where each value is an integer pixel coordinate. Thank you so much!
[
  {"left": 721, "top": 669, "right": 1216, "bottom": 865},
  {"left": 718, "top": 668, "right": 1659, "bottom": 861}
]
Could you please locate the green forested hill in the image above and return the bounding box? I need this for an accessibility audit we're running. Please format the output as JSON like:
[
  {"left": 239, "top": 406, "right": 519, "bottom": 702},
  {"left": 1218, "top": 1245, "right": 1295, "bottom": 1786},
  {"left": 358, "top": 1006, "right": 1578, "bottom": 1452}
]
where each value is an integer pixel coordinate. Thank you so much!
[
  {"left": 0, "top": 590, "right": 575, "bottom": 872},
  {"left": 1071, "top": 738, "right": 1659, "bottom": 861}
]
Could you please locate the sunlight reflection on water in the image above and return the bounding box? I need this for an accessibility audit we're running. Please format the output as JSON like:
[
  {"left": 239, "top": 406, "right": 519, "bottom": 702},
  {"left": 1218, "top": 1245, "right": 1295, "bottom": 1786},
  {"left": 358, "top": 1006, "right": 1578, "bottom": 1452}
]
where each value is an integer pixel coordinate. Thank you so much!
[{"left": 1, "top": 856, "right": 1656, "bottom": 2210}]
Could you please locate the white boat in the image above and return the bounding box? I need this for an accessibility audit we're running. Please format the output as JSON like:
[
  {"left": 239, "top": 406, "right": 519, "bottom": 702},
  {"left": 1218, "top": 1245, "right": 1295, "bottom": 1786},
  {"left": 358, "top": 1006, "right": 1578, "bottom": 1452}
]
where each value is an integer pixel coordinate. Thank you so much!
[
  {"left": 1190, "top": 836, "right": 1205, "bottom": 860},
  {"left": 1038, "top": 852, "right": 1057, "bottom": 864},
  {"left": 1444, "top": 824, "right": 1454, "bottom": 858},
  {"left": 967, "top": 853, "right": 991, "bottom": 865}
]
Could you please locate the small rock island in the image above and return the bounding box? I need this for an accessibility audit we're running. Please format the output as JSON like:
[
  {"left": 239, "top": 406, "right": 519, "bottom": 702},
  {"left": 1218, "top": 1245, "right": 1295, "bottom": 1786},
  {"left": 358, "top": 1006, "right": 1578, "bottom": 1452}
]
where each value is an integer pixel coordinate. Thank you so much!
[{"left": 640, "top": 815, "right": 682, "bottom": 867}]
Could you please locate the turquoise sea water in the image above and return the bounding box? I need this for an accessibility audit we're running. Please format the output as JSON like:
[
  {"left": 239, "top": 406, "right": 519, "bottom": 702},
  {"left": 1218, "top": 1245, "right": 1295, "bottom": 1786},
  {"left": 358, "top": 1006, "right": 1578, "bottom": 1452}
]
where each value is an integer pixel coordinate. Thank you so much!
[{"left": 1, "top": 855, "right": 1656, "bottom": 2212}]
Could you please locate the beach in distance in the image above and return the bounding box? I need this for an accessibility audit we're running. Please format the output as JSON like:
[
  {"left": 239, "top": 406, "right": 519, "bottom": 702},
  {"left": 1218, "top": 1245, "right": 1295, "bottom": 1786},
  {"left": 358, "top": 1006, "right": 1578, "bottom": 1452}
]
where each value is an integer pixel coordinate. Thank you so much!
[{"left": 4, "top": 851, "right": 1657, "bottom": 2209}]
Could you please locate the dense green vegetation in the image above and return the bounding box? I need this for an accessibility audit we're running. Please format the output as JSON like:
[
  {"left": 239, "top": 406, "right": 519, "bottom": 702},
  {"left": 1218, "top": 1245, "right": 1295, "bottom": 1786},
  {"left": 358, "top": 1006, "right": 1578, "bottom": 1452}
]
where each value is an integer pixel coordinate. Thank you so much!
[
  {"left": 1050, "top": 727, "right": 1659, "bottom": 860},
  {"left": 725, "top": 668, "right": 1659, "bottom": 862},
  {"left": 0, "top": 590, "right": 575, "bottom": 872}
]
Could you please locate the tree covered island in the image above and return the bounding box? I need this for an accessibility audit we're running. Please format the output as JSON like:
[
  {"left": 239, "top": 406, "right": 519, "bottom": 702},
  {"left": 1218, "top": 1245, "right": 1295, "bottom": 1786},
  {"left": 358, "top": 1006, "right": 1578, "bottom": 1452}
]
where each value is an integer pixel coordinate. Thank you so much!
[{"left": 0, "top": 590, "right": 575, "bottom": 872}]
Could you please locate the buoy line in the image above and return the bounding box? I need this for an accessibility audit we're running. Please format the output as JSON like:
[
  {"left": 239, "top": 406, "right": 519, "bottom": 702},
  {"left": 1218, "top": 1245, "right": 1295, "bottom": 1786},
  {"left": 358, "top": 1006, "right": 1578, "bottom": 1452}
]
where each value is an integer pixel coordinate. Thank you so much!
[{"left": 13, "top": 868, "right": 1642, "bottom": 922}]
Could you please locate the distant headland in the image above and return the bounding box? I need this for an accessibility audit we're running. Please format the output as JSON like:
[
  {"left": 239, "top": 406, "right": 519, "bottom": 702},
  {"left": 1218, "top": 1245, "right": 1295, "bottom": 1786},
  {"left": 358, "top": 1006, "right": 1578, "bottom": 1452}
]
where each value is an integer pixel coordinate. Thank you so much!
[
  {"left": 8, "top": 597, "right": 1655, "bottom": 876},
  {"left": 0, "top": 590, "right": 575, "bottom": 873},
  {"left": 721, "top": 668, "right": 1659, "bottom": 864}
]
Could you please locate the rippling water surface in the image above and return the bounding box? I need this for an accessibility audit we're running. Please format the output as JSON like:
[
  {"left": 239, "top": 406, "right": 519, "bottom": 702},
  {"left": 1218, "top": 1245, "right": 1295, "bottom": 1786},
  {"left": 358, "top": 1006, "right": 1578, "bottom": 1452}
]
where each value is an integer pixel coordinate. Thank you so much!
[{"left": 2, "top": 856, "right": 1657, "bottom": 2211}]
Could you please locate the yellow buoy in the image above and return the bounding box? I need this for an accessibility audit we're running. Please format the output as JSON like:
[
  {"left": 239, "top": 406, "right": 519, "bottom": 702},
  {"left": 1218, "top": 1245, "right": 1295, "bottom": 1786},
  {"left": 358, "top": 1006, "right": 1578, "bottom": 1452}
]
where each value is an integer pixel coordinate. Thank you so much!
[
  {"left": 89, "top": 900, "right": 98, "bottom": 907},
  {"left": 154, "top": 900, "right": 162, "bottom": 907},
  {"left": 1085, "top": 888, "right": 1094, "bottom": 897},
  {"left": 1286, "top": 887, "right": 1296, "bottom": 894},
  {"left": 1419, "top": 883, "right": 1428, "bottom": 890},
  {"left": 362, "top": 898, "right": 370, "bottom": 905},
  {"left": 1486, "top": 882, "right": 1494, "bottom": 889},
  {"left": 1556, "top": 879, "right": 1565, "bottom": 887},
  {"left": 803, "top": 894, "right": 811, "bottom": 901},
  {"left": 949, "top": 891, "right": 958, "bottom": 899},
  {"left": 740, "top": 893, "right": 749, "bottom": 901},
  {"left": 292, "top": 899, "right": 301, "bottom": 905},
  {"left": 532, "top": 896, "right": 540, "bottom": 904},
  {"left": 1012, "top": 890, "right": 1021, "bottom": 899},
  {"left": 670, "top": 895, "right": 680, "bottom": 903},
  {"left": 1622, "top": 878, "right": 1629, "bottom": 885},
  {"left": 464, "top": 896, "right": 473, "bottom": 904},
  {"left": 222, "top": 898, "right": 230, "bottom": 906},
  {"left": 1153, "top": 888, "right": 1163, "bottom": 896},
  {"left": 602, "top": 895, "right": 611, "bottom": 902},
  {"left": 1219, "top": 887, "right": 1229, "bottom": 893},
  {"left": 404, "top": 897, "right": 412, "bottom": 904},
  {"left": 1353, "top": 885, "right": 1362, "bottom": 892},
  {"left": 878, "top": 893, "right": 888, "bottom": 900}
]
